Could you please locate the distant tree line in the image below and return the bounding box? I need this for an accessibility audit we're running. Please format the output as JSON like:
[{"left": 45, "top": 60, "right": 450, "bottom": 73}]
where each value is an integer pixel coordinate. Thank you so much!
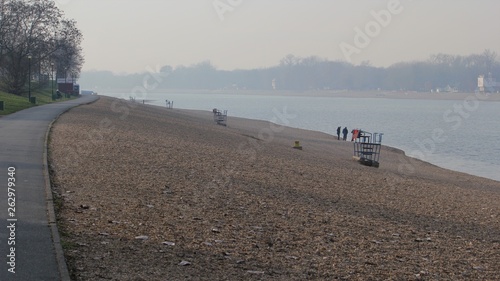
[
  {"left": 0, "top": 0, "right": 84, "bottom": 95},
  {"left": 81, "top": 50, "right": 500, "bottom": 93}
]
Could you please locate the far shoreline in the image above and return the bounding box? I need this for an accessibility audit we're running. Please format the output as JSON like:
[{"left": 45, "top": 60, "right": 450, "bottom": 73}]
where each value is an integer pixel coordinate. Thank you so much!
[{"left": 100, "top": 89, "right": 500, "bottom": 102}]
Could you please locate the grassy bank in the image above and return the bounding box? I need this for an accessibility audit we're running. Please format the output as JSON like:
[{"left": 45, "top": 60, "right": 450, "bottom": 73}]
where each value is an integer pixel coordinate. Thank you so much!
[{"left": 0, "top": 88, "right": 75, "bottom": 116}]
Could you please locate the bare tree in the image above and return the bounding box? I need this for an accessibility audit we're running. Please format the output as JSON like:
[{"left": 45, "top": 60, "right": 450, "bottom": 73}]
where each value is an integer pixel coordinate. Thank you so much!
[
  {"left": 0, "top": 0, "right": 83, "bottom": 95},
  {"left": 52, "top": 18, "right": 84, "bottom": 81}
]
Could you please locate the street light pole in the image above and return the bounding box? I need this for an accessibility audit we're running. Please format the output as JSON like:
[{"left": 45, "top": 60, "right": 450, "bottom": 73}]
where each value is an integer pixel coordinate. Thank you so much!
[
  {"left": 51, "top": 63, "right": 54, "bottom": 100},
  {"left": 28, "top": 54, "right": 32, "bottom": 101}
]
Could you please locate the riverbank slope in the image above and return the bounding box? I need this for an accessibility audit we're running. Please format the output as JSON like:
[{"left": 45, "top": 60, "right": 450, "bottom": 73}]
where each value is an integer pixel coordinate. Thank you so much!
[{"left": 49, "top": 96, "right": 500, "bottom": 280}]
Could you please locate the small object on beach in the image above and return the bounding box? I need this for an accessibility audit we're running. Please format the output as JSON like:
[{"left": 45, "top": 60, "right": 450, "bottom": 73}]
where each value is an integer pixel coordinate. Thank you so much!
[
  {"left": 414, "top": 237, "right": 431, "bottom": 242},
  {"left": 135, "top": 235, "right": 149, "bottom": 240},
  {"left": 178, "top": 260, "right": 191, "bottom": 266},
  {"left": 162, "top": 241, "right": 175, "bottom": 246},
  {"left": 293, "top": 140, "right": 302, "bottom": 150},
  {"left": 247, "top": 270, "right": 265, "bottom": 275},
  {"left": 472, "top": 266, "right": 484, "bottom": 271}
]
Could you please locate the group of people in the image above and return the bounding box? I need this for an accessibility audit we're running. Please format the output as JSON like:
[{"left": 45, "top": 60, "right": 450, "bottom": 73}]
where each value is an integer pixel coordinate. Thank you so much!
[
  {"left": 336, "top": 126, "right": 349, "bottom": 141},
  {"left": 336, "top": 126, "right": 362, "bottom": 141}
]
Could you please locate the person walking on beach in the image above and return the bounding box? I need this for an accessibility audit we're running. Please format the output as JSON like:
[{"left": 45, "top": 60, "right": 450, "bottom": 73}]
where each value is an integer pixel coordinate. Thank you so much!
[
  {"left": 342, "top": 127, "right": 348, "bottom": 141},
  {"left": 337, "top": 126, "right": 341, "bottom": 140}
]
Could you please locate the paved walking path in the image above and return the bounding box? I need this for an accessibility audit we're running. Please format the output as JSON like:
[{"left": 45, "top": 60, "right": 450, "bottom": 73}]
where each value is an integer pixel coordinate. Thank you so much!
[{"left": 0, "top": 95, "right": 99, "bottom": 280}]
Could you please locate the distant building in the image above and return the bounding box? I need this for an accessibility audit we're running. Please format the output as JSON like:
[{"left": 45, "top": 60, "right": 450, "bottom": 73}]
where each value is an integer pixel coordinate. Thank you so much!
[
  {"left": 478, "top": 73, "right": 500, "bottom": 93},
  {"left": 57, "top": 77, "right": 79, "bottom": 95}
]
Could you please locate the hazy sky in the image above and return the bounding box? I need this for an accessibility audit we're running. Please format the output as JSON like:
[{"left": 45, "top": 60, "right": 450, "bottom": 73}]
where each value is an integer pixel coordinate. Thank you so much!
[{"left": 58, "top": 0, "right": 500, "bottom": 74}]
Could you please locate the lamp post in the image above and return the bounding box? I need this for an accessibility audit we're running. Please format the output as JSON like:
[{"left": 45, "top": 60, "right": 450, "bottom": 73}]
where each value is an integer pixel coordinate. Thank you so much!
[
  {"left": 28, "top": 54, "right": 32, "bottom": 101},
  {"left": 51, "top": 63, "right": 55, "bottom": 100}
]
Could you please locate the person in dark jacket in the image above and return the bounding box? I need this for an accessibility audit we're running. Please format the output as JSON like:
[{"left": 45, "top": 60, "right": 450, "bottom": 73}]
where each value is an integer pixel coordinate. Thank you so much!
[
  {"left": 342, "top": 127, "right": 348, "bottom": 141},
  {"left": 336, "top": 126, "right": 341, "bottom": 140}
]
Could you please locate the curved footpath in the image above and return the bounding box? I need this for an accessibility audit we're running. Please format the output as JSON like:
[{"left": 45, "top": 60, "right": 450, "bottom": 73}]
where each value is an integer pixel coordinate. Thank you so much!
[{"left": 0, "top": 95, "right": 98, "bottom": 281}]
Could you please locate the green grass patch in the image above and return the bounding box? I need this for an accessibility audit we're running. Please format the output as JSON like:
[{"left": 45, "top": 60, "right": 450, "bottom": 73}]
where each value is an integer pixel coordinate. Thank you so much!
[{"left": 0, "top": 87, "right": 76, "bottom": 116}]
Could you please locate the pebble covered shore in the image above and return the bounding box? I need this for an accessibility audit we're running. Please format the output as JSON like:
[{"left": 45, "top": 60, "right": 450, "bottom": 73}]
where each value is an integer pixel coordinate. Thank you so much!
[{"left": 49, "top": 96, "right": 500, "bottom": 280}]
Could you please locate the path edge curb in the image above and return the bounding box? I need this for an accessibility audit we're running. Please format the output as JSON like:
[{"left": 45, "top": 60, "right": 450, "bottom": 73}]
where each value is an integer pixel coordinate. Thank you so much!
[{"left": 43, "top": 96, "right": 100, "bottom": 281}]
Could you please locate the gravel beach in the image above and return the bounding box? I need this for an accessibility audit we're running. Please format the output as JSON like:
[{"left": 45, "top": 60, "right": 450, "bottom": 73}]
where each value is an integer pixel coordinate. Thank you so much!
[{"left": 49, "top": 96, "right": 500, "bottom": 280}]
